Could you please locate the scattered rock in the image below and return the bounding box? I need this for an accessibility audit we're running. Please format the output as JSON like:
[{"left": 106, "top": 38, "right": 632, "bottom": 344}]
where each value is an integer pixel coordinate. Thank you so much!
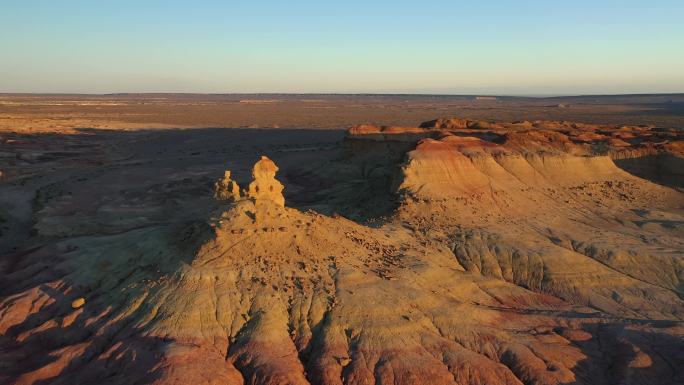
[{"left": 71, "top": 297, "right": 85, "bottom": 309}]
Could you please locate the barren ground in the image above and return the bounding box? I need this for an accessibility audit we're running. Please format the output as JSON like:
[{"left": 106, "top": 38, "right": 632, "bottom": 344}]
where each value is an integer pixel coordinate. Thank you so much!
[{"left": 0, "top": 94, "right": 683, "bottom": 385}]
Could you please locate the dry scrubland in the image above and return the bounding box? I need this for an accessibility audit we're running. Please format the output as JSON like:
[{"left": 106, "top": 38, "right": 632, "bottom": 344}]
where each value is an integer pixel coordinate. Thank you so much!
[{"left": 0, "top": 94, "right": 683, "bottom": 385}]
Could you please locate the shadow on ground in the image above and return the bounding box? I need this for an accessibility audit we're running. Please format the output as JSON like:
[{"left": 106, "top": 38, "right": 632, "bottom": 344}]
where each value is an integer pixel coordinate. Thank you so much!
[{"left": 568, "top": 322, "right": 684, "bottom": 385}]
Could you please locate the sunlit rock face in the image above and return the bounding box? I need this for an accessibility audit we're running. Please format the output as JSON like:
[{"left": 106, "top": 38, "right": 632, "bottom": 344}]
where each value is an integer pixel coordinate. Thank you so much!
[
  {"left": 246, "top": 156, "right": 285, "bottom": 208},
  {"left": 1, "top": 120, "right": 683, "bottom": 385}
]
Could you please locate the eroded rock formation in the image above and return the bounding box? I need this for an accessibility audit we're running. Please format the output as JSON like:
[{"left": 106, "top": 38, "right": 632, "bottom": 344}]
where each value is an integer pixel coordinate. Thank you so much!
[
  {"left": 214, "top": 170, "right": 242, "bottom": 202},
  {"left": 246, "top": 156, "right": 285, "bottom": 207},
  {"left": 214, "top": 156, "right": 286, "bottom": 209},
  {"left": 1, "top": 122, "right": 683, "bottom": 385}
]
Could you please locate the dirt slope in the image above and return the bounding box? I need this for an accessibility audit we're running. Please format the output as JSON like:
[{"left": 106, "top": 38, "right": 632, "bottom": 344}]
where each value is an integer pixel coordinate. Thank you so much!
[{"left": 0, "top": 120, "right": 683, "bottom": 385}]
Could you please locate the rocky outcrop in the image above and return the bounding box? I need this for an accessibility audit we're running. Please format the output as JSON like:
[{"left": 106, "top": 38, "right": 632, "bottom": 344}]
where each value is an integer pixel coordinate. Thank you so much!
[
  {"left": 246, "top": 156, "right": 285, "bottom": 207},
  {"left": 393, "top": 123, "right": 684, "bottom": 323},
  {"left": 347, "top": 124, "right": 442, "bottom": 142},
  {"left": 420, "top": 117, "right": 470, "bottom": 129},
  {"left": 214, "top": 156, "right": 286, "bottom": 208},
  {"left": 214, "top": 170, "right": 242, "bottom": 202}
]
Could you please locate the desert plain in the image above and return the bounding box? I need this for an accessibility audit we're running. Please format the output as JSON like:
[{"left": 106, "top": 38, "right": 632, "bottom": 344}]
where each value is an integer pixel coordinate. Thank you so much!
[{"left": 0, "top": 93, "right": 683, "bottom": 385}]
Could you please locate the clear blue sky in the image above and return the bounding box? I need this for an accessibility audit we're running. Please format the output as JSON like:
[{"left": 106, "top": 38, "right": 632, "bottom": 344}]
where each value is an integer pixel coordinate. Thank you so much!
[{"left": 1, "top": 0, "right": 683, "bottom": 95}]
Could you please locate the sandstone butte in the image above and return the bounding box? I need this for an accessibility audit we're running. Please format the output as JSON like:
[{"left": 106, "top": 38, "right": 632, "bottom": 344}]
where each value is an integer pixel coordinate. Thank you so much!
[{"left": 1, "top": 118, "right": 683, "bottom": 385}]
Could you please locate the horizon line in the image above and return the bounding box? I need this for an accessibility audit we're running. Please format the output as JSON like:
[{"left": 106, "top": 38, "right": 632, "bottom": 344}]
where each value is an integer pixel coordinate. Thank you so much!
[{"left": 2, "top": 92, "right": 684, "bottom": 99}]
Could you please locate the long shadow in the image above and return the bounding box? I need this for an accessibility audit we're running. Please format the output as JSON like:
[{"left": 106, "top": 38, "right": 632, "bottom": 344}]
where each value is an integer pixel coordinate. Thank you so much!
[
  {"left": 0, "top": 210, "right": 218, "bottom": 383},
  {"left": 624, "top": 101, "right": 684, "bottom": 118},
  {"left": 0, "top": 255, "right": 171, "bottom": 384},
  {"left": 3, "top": 126, "right": 411, "bottom": 226},
  {"left": 0, "top": 126, "right": 413, "bottom": 383},
  {"left": 567, "top": 322, "right": 684, "bottom": 385},
  {"left": 0, "top": 127, "right": 356, "bottom": 250},
  {"left": 285, "top": 137, "right": 410, "bottom": 224},
  {"left": 614, "top": 154, "right": 684, "bottom": 190}
]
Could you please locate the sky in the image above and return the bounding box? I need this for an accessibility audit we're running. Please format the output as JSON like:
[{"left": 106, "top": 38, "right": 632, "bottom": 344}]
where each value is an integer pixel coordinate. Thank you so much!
[{"left": 1, "top": 0, "right": 683, "bottom": 95}]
